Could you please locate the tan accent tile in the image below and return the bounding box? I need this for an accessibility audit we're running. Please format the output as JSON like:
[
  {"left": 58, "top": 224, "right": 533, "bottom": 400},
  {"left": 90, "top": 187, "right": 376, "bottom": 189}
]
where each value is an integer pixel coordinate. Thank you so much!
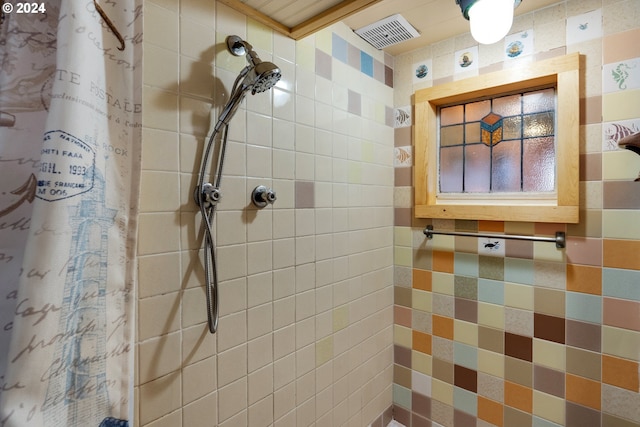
[
  {"left": 604, "top": 210, "right": 640, "bottom": 240},
  {"left": 478, "top": 349, "right": 504, "bottom": 378},
  {"left": 603, "top": 90, "right": 640, "bottom": 123},
  {"left": 505, "top": 357, "right": 532, "bottom": 388},
  {"left": 603, "top": 28, "right": 640, "bottom": 63},
  {"left": 412, "top": 351, "right": 432, "bottom": 376},
  {"left": 602, "top": 326, "right": 640, "bottom": 361},
  {"left": 534, "top": 287, "right": 565, "bottom": 317},
  {"left": 431, "top": 378, "right": 454, "bottom": 406},
  {"left": 533, "top": 339, "right": 565, "bottom": 371},
  {"left": 566, "top": 347, "right": 601, "bottom": 381},
  {"left": 532, "top": 390, "right": 564, "bottom": 426},
  {"left": 454, "top": 320, "right": 478, "bottom": 346},
  {"left": 478, "top": 302, "right": 504, "bottom": 330},
  {"left": 505, "top": 282, "right": 534, "bottom": 311}
]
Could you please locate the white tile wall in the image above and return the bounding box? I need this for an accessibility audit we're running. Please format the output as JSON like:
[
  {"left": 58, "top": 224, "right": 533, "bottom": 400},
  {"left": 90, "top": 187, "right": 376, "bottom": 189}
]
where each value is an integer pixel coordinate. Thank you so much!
[{"left": 137, "top": 1, "right": 394, "bottom": 426}]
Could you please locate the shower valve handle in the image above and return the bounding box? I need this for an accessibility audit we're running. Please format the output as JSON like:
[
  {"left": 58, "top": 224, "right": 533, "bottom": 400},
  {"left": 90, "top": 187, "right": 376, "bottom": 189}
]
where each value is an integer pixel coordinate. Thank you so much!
[{"left": 251, "top": 185, "right": 276, "bottom": 208}]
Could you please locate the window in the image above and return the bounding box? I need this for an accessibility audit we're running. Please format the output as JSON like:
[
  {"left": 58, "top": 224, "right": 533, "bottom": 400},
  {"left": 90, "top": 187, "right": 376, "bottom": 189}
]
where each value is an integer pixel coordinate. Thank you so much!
[
  {"left": 439, "top": 88, "right": 556, "bottom": 194},
  {"left": 414, "top": 53, "right": 580, "bottom": 223}
]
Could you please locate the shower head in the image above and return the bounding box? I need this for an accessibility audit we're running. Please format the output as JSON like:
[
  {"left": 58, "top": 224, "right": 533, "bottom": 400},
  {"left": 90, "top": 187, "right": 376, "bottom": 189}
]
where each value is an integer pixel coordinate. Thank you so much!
[
  {"left": 249, "top": 61, "right": 281, "bottom": 94},
  {"left": 213, "top": 36, "right": 282, "bottom": 132},
  {"left": 226, "top": 35, "right": 282, "bottom": 95}
]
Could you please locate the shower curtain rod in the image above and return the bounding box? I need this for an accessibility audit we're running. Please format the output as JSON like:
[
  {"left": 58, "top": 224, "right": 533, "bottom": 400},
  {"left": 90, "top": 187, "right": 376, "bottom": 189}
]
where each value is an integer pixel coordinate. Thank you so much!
[{"left": 423, "top": 225, "right": 566, "bottom": 249}]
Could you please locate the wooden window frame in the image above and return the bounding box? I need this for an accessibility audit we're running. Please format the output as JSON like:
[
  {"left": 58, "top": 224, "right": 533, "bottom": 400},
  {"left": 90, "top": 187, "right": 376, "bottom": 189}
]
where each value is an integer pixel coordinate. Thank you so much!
[{"left": 414, "top": 53, "right": 580, "bottom": 223}]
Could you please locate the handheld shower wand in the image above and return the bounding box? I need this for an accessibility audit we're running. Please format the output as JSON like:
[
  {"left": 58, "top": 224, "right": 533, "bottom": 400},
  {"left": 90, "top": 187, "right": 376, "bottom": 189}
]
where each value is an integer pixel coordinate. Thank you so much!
[{"left": 195, "top": 36, "right": 281, "bottom": 333}]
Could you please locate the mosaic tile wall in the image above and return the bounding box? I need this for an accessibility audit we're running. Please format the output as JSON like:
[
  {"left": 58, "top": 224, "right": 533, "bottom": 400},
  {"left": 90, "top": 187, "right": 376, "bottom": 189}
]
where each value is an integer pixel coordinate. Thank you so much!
[
  {"left": 137, "top": 1, "right": 396, "bottom": 426},
  {"left": 392, "top": 1, "right": 640, "bottom": 427}
]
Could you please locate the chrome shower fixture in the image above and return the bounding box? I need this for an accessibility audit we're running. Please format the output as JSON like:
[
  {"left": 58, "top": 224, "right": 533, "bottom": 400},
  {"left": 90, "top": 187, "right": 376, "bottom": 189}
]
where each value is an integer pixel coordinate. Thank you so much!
[
  {"left": 251, "top": 185, "right": 277, "bottom": 208},
  {"left": 227, "top": 35, "right": 282, "bottom": 95},
  {"left": 194, "top": 35, "right": 282, "bottom": 334},
  {"left": 212, "top": 36, "right": 282, "bottom": 133}
]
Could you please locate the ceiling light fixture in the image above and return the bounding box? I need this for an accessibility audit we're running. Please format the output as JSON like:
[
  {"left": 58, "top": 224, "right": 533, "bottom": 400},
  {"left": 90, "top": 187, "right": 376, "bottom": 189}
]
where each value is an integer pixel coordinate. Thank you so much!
[{"left": 456, "top": 0, "right": 522, "bottom": 45}]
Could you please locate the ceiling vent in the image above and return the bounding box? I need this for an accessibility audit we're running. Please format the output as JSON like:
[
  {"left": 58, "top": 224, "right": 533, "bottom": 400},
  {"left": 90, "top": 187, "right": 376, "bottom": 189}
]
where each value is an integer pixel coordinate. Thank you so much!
[{"left": 354, "top": 14, "right": 420, "bottom": 50}]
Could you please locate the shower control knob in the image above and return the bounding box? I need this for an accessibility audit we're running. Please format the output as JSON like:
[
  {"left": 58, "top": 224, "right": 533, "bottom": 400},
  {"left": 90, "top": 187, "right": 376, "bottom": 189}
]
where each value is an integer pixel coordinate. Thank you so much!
[{"left": 251, "top": 185, "right": 277, "bottom": 208}]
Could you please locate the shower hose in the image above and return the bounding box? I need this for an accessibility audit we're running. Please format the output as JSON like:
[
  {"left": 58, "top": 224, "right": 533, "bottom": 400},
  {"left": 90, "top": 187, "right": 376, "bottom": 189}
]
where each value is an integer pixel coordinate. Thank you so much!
[{"left": 196, "top": 121, "right": 230, "bottom": 334}]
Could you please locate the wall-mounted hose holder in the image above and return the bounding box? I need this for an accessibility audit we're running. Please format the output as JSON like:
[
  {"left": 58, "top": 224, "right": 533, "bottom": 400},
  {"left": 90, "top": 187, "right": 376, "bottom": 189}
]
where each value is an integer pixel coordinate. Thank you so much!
[
  {"left": 194, "top": 183, "right": 221, "bottom": 209},
  {"left": 251, "top": 185, "right": 276, "bottom": 208}
]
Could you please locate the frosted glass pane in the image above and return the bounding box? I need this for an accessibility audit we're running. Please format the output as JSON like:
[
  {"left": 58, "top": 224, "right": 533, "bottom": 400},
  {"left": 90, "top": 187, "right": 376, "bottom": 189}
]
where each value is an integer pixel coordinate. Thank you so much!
[
  {"left": 466, "top": 122, "right": 481, "bottom": 143},
  {"left": 441, "top": 105, "right": 463, "bottom": 125},
  {"left": 503, "top": 116, "right": 522, "bottom": 140},
  {"left": 523, "top": 88, "right": 555, "bottom": 113},
  {"left": 441, "top": 125, "right": 464, "bottom": 146},
  {"left": 493, "top": 94, "right": 522, "bottom": 116},
  {"left": 440, "top": 146, "right": 463, "bottom": 192},
  {"left": 465, "top": 144, "right": 490, "bottom": 192},
  {"left": 492, "top": 140, "right": 521, "bottom": 192},
  {"left": 523, "top": 137, "right": 555, "bottom": 192},
  {"left": 523, "top": 112, "right": 554, "bottom": 138},
  {"left": 466, "top": 100, "right": 491, "bottom": 121}
]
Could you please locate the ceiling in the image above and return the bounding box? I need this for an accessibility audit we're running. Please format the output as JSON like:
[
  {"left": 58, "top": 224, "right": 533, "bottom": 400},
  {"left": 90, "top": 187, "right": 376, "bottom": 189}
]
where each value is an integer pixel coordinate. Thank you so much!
[{"left": 218, "top": 0, "right": 562, "bottom": 55}]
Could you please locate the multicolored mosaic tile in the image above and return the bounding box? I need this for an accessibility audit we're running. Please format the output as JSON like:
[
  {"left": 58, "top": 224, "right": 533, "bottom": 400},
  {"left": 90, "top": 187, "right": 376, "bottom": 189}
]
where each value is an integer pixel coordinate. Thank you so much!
[{"left": 391, "top": 3, "right": 640, "bottom": 427}]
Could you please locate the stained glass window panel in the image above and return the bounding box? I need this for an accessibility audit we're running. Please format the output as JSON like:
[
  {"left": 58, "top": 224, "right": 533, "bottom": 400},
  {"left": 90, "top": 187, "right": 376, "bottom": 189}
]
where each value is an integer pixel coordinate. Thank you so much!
[
  {"left": 493, "top": 94, "right": 522, "bottom": 116},
  {"left": 523, "top": 112, "right": 554, "bottom": 138},
  {"left": 523, "top": 137, "right": 555, "bottom": 192},
  {"left": 503, "top": 116, "right": 522, "bottom": 140},
  {"left": 466, "top": 122, "right": 481, "bottom": 143},
  {"left": 441, "top": 125, "right": 464, "bottom": 146},
  {"left": 441, "top": 105, "right": 464, "bottom": 125},
  {"left": 523, "top": 88, "right": 555, "bottom": 113},
  {"left": 465, "top": 144, "right": 490, "bottom": 192},
  {"left": 492, "top": 140, "right": 521, "bottom": 192},
  {"left": 466, "top": 99, "right": 491, "bottom": 121},
  {"left": 440, "top": 146, "right": 464, "bottom": 192},
  {"left": 438, "top": 87, "right": 556, "bottom": 194}
]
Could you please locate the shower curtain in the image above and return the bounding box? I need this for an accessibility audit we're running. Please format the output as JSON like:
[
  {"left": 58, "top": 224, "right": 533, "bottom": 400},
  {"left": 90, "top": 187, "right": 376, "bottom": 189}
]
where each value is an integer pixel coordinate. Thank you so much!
[{"left": 0, "top": 1, "right": 141, "bottom": 425}]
